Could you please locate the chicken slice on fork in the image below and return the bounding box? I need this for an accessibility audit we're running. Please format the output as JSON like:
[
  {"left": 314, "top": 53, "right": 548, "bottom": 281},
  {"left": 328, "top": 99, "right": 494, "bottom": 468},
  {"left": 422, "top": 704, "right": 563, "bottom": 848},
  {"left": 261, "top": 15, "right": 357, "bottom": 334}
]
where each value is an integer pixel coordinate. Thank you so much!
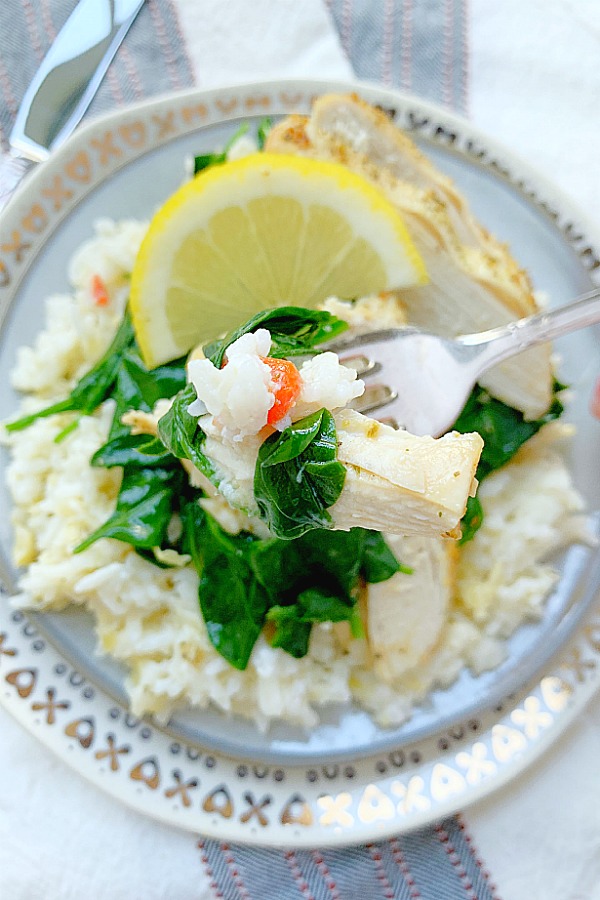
[
  {"left": 329, "top": 409, "right": 482, "bottom": 538},
  {"left": 123, "top": 405, "right": 483, "bottom": 540}
]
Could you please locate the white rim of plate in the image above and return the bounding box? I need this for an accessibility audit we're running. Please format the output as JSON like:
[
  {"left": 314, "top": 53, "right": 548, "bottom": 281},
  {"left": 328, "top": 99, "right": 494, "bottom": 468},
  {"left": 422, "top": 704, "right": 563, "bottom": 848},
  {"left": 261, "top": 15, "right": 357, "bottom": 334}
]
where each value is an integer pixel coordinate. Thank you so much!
[{"left": 1, "top": 78, "right": 600, "bottom": 848}]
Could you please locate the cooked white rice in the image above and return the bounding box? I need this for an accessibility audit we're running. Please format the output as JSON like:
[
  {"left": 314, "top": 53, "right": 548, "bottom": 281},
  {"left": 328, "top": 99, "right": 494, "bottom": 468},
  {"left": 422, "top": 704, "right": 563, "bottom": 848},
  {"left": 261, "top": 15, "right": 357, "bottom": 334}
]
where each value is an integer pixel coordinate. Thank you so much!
[{"left": 1, "top": 220, "right": 589, "bottom": 730}]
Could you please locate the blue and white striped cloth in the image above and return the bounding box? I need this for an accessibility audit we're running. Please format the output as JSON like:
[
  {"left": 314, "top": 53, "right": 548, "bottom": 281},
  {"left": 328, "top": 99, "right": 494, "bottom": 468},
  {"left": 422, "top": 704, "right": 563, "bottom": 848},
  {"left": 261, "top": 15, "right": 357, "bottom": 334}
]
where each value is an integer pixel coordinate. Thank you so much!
[
  {"left": 0, "top": 1, "right": 500, "bottom": 897},
  {"left": 326, "top": 0, "right": 468, "bottom": 112},
  {"left": 199, "top": 814, "right": 498, "bottom": 899}
]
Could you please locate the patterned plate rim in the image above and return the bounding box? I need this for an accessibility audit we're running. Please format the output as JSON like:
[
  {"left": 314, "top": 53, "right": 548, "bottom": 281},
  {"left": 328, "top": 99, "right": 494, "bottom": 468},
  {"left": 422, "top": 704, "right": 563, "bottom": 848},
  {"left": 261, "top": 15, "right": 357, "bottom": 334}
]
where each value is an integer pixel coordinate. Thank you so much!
[{"left": 1, "top": 78, "right": 600, "bottom": 847}]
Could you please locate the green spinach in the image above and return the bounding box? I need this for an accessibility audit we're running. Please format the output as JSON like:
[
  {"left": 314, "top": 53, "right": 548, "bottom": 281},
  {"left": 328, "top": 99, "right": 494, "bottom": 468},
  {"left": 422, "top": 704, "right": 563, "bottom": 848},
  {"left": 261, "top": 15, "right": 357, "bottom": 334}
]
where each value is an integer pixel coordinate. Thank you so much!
[
  {"left": 6, "top": 310, "right": 135, "bottom": 435},
  {"left": 249, "top": 527, "right": 405, "bottom": 601},
  {"left": 181, "top": 499, "right": 268, "bottom": 670},
  {"left": 118, "top": 352, "right": 187, "bottom": 411},
  {"left": 360, "top": 529, "right": 413, "bottom": 581},
  {"left": 74, "top": 466, "right": 182, "bottom": 553},
  {"left": 193, "top": 118, "right": 272, "bottom": 175},
  {"left": 453, "top": 383, "right": 564, "bottom": 480},
  {"left": 96, "top": 349, "right": 187, "bottom": 449},
  {"left": 181, "top": 499, "right": 405, "bottom": 667},
  {"left": 249, "top": 526, "right": 406, "bottom": 657},
  {"left": 91, "top": 433, "right": 170, "bottom": 469},
  {"left": 257, "top": 117, "right": 272, "bottom": 150},
  {"left": 457, "top": 494, "right": 484, "bottom": 547},
  {"left": 267, "top": 589, "right": 357, "bottom": 658},
  {"left": 452, "top": 381, "right": 565, "bottom": 542},
  {"left": 157, "top": 382, "right": 219, "bottom": 484},
  {"left": 203, "top": 306, "right": 348, "bottom": 369},
  {"left": 254, "top": 408, "right": 346, "bottom": 539},
  {"left": 193, "top": 123, "right": 249, "bottom": 174},
  {"left": 69, "top": 334, "right": 188, "bottom": 559}
]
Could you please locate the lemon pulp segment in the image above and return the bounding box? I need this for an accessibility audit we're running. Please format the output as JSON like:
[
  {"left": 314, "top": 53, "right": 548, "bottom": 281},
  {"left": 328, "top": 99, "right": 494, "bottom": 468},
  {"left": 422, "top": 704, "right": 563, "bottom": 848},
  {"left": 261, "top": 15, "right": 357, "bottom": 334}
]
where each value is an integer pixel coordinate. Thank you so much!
[{"left": 130, "top": 153, "right": 427, "bottom": 367}]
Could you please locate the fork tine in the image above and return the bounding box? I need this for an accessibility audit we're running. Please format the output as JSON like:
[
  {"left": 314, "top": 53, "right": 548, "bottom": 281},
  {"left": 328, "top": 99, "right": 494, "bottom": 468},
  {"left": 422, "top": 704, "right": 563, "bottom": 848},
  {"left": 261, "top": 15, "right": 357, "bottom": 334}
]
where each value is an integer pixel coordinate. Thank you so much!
[
  {"left": 338, "top": 353, "right": 379, "bottom": 376},
  {"left": 350, "top": 383, "right": 397, "bottom": 414}
]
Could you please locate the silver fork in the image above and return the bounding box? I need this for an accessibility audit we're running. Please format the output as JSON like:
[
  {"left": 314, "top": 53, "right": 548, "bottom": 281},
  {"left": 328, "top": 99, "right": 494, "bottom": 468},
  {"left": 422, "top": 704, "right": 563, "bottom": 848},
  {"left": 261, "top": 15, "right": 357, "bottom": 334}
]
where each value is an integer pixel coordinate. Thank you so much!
[{"left": 331, "top": 286, "right": 600, "bottom": 436}]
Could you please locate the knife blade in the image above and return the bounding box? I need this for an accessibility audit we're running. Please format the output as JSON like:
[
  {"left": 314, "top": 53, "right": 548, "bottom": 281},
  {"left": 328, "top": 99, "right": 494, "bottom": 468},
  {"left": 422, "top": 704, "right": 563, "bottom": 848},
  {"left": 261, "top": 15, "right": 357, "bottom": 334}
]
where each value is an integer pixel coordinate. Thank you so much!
[{"left": 0, "top": 0, "right": 146, "bottom": 211}]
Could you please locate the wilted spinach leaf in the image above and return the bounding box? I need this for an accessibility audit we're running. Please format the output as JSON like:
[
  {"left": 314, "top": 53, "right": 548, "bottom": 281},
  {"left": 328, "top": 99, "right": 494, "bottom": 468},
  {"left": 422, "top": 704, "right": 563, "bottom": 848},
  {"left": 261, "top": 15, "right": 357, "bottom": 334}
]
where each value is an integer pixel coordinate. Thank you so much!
[
  {"left": 250, "top": 527, "right": 404, "bottom": 602},
  {"left": 157, "top": 382, "right": 219, "bottom": 485},
  {"left": 6, "top": 310, "right": 135, "bottom": 435},
  {"left": 250, "top": 527, "right": 405, "bottom": 655},
  {"left": 453, "top": 383, "right": 564, "bottom": 480},
  {"left": 254, "top": 408, "right": 346, "bottom": 539},
  {"left": 193, "top": 123, "right": 249, "bottom": 174},
  {"left": 92, "top": 348, "right": 187, "bottom": 455},
  {"left": 11, "top": 308, "right": 192, "bottom": 559},
  {"left": 360, "top": 530, "right": 412, "bottom": 581},
  {"left": 266, "top": 608, "right": 312, "bottom": 658},
  {"left": 457, "top": 494, "right": 484, "bottom": 546},
  {"left": 267, "top": 588, "right": 356, "bottom": 658},
  {"left": 74, "top": 466, "right": 180, "bottom": 553},
  {"left": 203, "top": 306, "right": 348, "bottom": 369},
  {"left": 119, "top": 352, "right": 187, "bottom": 410},
  {"left": 249, "top": 528, "right": 359, "bottom": 599},
  {"left": 257, "top": 117, "right": 272, "bottom": 149},
  {"left": 180, "top": 498, "right": 404, "bottom": 668},
  {"left": 91, "top": 433, "right": 170, "bottom": 469},
  {"left": 76, "top": 337, "right": 191, "bottom": 562},
  {"left": 181, "top": 499, "right": 268, "bottom": 670},
  {"left": 193, "top": 118, "right": 271, "bottom": 174},
  {"left": 452, "top": 381, "right": 565, "bottom": 542}
]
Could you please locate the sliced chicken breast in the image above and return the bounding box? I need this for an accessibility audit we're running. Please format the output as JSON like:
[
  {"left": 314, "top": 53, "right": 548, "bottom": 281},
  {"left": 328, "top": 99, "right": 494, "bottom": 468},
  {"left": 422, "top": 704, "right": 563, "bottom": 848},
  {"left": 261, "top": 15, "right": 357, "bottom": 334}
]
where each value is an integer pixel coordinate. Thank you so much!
[
  {"left": 266, "top": 99, "right": 554, "bottom": 419},
  {"left": 330, "top": 409, "right": 482, "bottom": 537},
  {"left": 367, "top": 534, "right": 452, "bottom": 682},
  {"left": 124, "top": 406, "right": 482, "bottom": 539}
]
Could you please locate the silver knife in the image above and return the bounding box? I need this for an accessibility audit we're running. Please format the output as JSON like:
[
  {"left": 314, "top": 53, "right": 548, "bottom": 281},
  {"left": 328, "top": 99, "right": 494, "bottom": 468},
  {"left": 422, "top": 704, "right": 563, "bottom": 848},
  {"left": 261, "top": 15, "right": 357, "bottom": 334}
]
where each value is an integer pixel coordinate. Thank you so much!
[{"left": 0, "top": 0, "right": 146, "bottom": 212}]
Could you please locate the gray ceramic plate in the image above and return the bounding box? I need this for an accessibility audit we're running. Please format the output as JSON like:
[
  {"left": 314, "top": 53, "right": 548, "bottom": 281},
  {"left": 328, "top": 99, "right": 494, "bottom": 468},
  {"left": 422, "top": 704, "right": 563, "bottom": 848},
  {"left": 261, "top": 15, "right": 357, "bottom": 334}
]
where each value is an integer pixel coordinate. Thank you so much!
[{"left": 1, "top": 79, "right": 600, "bottom": 784}]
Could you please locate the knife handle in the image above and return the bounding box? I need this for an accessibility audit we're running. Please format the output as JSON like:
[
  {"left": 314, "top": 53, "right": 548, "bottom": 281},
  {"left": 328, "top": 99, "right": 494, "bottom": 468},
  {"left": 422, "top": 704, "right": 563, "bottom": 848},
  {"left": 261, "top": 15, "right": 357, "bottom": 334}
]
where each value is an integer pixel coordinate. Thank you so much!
[{"left": 10, "top": 0, "right": 145, "bottom": 163}]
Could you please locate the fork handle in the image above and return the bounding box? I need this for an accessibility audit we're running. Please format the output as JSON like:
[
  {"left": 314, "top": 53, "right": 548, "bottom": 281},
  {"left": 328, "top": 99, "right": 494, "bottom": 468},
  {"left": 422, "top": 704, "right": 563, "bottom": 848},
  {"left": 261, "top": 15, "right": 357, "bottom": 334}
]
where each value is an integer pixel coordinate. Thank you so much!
[{"left": 458, "top": 286, "right": 600, "bottom": 374}]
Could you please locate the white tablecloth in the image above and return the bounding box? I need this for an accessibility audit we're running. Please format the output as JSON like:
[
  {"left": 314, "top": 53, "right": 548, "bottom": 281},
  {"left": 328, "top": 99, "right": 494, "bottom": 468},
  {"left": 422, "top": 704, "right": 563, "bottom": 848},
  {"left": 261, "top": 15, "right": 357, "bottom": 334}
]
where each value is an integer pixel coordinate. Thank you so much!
[
  {"left": 467, "top": 3, "right": 600, "bottom": 897},
  {"left": 2, "top": 2, "right": 600, "bottom": 897}
]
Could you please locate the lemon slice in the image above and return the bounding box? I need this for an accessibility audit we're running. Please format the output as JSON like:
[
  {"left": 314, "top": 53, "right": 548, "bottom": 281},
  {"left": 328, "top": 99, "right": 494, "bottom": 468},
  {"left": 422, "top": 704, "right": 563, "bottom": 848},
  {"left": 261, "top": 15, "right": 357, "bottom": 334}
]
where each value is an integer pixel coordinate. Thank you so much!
[{"left": 130, "top": 152, "right": 427, "bottom": 367}]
